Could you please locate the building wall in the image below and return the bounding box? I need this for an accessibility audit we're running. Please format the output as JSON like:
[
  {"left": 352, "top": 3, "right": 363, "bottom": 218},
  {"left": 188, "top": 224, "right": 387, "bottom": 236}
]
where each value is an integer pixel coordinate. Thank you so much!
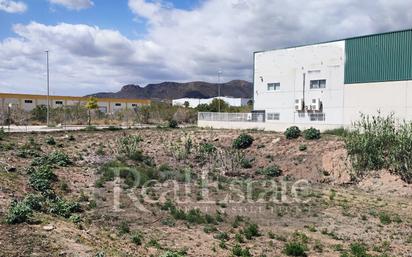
[
  {"left": 173, "top": 97, "right": 251, "bottom": 108},
  {"left": 254, "top": 41, "right": 346, "bottom": 127}
]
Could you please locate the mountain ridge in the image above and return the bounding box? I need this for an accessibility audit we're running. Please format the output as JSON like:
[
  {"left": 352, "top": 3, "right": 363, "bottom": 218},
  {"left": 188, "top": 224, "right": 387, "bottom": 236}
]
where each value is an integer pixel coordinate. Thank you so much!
[{"left": 87, "top": 80, "right": 253, "bottom": 100}]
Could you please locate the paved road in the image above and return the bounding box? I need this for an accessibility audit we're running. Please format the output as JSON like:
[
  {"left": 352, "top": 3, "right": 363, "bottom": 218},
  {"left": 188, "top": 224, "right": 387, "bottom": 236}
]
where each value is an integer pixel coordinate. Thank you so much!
[{"left": 0, "top": 124, "right": 158, "bottom": 133}]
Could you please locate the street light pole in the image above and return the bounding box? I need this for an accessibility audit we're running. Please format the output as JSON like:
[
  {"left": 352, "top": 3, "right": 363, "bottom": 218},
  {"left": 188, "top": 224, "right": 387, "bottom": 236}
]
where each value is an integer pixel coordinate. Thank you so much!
[
  {"left": 45, "top": 50, "right": 50, "bottom": 127},
  {"left": 218, "top": 70, "right": 222, "bottom": 112},
  {"left": 8, "top": 103, "right": 12, "bottom": 132}
]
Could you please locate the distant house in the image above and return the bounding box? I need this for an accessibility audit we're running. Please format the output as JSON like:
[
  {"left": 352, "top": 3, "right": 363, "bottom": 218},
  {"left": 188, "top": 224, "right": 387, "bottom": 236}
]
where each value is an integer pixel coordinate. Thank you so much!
[
  {"left": 172, "top": 97, "right": 251, "bottom": 108},
  {"left": 0, "top": 93, "right": 150, "bottom": 114}
]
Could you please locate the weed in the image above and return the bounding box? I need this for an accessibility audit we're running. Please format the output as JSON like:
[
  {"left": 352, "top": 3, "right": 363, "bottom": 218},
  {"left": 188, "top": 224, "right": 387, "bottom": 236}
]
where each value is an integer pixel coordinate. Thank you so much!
[
  {"left": 214, "top": 231, "right": 229, "bottom": 241},
  {"left": 283, "top": 241, "right": 307, "bottom": 256},
  {"left": 258, "top": 165, "right": 282, "bottom": 177},
  {"left": 118, "top": 221, "right": 130, "bottom": 235},
  {"left": 131, "top": 232, "right": 143, "bottom": 245},
  {"left": 379, "top": 212, "right": 392, "bottom": 225},
  {"left": 323, "top": 127, "right": 349, "bottom": 137},
  {"left": 0, "top": 127, "right": 5, "bottom": 140},
  {"left": 168, "top": 119, "right": 179, "bottom": 128},
  {"left": 29, "top": 165, "right": 57, "bottom": 192},
  {"left": 232, "top": 244, "right": 252, "bottom": 256},
  {"left": 242, "top": 223, "right": 260, "bottom": 240},
  {"left": 299, "top": 144, "right": 307, "bottom": 151},
  {"left": 116, "top": 135, "right": 143, "bottom": 161},
  {"left": 45, "top": 136, "right": 56, "bottom": 145},
  {"left": 240, "top": 157, "right": 253, "bottom": 168},
  {"left": 32, "top": 151, "right": 71, "bottom": 167}
]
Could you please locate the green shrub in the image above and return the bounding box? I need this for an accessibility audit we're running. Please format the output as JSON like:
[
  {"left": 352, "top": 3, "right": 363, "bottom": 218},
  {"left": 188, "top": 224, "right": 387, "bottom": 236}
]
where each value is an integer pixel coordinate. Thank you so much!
[
  {"left": 240, "top": 158, "right": 253, "bottom": 168},
  {"left": 199, "top": 143, "right": 216, "bottom": 154},
  {"left": 379, "top": 212, "right": 392, "bottom": 225},
  {"left": 45, "top": 136, "right": 56, "bottom": 145},
  {"left": 258, "top": 165, "right": 282, "bottom": 177},
  {"left": 168, "top": 119, "right": 179, "bottom": 128},
  {"left": 47, "top": 198, "right": 81, "bottom": 218},
  {"left": 160, "top": 251, "right": 186, "bottom": 257},
  {"left": 303, "top": 127, "right": 321, "bottom": 140},
  {"left": 5, "top": 200, "right": 33, "bottom": 224},
  {"left": 67, "top": 134, "right": 75, "bottom": 141},
  {"left": 233, "top": 134, "right": 254, "bottom": 149},
  {"left": 283, "top": 241, "right": 308, "bottom": 256},
  {"left": 32, "top": 151, "right": 71, "bottom": 167},
  {"left": 104, "top": 126, "right": 122, "bottom": 131},
  {"left": 242, "top": 223, "right": 260, "bottom": 240},
  {"left": 340, "top": 243, "right": 370, "bottom": 257},
  {"left": 232, "top": 244, "right": 252, "bottom": 257},
  {"left": 29, "top": 165, "right": 57, "bottom": 191},
  {"left": 131, "top": 232, "right": 143, "bottom": 245},
  {"left": 285, "top": 126, "right": 301, "bottom": 139},
  {"left": 116, "top": 135, "right": 143, "bottom": 161},
  {"left": 214, "top": 231, "right": 229, "bottom": 241}
]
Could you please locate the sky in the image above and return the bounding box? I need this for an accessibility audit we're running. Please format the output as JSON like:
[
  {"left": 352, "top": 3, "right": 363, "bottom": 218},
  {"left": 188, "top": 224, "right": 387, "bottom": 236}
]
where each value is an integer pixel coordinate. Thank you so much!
[{"left": 0, "top": 0, "right": 412, "bottom": 96}]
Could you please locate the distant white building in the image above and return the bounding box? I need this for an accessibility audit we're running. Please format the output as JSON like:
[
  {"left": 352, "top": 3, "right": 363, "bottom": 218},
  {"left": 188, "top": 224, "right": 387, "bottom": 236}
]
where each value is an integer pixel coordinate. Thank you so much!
[{"left": 172, "top": 97, "right": 251, "bottom": 108}]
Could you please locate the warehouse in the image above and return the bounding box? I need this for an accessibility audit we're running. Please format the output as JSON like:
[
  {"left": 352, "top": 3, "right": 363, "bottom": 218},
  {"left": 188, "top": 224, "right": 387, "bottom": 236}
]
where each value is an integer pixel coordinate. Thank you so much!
[
  {"left": 0, "top": 93, "right": 150, "bottom": 114},
  {"left": 172, "top": 97, "right": 251, "bottom": 108},
  {"left": 198, "top": 29, "right": 412, "bottom": 131}
]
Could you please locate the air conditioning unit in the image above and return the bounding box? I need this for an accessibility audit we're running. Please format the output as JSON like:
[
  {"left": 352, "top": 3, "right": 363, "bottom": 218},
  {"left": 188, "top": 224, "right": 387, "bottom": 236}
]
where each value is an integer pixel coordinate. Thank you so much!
[
  {"left": 294, "top": 99, "right": 304, "bottom": 111},
  {"left": 310, "top": 99, "right": 322, "bottom": 111}
]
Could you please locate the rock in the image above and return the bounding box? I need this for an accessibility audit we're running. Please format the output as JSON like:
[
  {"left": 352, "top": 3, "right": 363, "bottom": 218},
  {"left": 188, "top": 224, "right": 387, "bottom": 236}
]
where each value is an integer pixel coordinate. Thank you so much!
[
  {"left": 7, "top": 166, "right": 16, "bottom": 172},
  {"left": 43, "top": 225, "right": 55, "bottom": 231}
]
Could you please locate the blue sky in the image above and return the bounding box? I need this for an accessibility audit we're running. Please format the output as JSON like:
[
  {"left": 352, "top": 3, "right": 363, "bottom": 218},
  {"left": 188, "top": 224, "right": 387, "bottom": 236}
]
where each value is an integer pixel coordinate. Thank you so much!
[
  {"left": 0, "top": 0, "right": 200, "bottom": 39},
  {"left": 0, "top": 0, "right": 411, "bottom": 96}
]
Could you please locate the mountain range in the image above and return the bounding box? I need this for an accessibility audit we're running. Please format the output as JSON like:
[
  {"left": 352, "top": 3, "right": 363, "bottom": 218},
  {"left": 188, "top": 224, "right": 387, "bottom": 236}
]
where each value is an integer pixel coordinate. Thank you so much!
[{"left": 88, "top": 80, "right": 253, "bottom": 100}]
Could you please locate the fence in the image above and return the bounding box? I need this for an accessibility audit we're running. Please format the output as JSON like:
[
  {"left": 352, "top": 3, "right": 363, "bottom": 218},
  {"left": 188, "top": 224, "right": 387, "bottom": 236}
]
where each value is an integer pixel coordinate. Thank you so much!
[{"left": 198, "top": 112, "right": 265, "bottom": 122}]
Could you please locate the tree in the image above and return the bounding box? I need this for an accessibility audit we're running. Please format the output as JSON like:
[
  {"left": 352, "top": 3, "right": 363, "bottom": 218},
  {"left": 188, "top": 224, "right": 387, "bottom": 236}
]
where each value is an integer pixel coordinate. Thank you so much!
[
  {"left": 31, "top": 105, "right": 47, "bottom": 123},
  {"left": 183, "top": 101, "right": 190, "bottom": 108},
  {"left": 209, "top": 98, "right": 229, "bottom": 112},
  {"left": 85, "top": 97, "right": 98, "bottom": 126}
]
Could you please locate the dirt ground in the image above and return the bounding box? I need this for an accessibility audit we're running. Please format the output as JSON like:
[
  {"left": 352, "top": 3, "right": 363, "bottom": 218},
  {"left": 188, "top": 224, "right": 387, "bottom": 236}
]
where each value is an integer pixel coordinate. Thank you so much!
[{"left": 0, "top": 128, "right": 411, "bottom": 257}]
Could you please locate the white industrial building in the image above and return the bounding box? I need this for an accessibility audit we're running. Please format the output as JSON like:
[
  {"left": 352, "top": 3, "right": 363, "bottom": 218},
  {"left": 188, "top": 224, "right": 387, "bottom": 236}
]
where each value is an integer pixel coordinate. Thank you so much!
[
  {"left": 198, "top": 29, "right": 412, "bottom": 131},
  {"left": 173, "top": 97, "right": 251, "bottom": 108}
]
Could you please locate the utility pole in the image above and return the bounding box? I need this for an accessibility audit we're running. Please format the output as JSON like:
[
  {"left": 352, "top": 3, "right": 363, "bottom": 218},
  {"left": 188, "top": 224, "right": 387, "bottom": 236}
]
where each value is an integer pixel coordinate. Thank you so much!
[
  {"left": 46, "top": 50, "right": 50, "bottom": 127},
  {"left": 218, "top": 70, "right": 222, "bottom": 112}
]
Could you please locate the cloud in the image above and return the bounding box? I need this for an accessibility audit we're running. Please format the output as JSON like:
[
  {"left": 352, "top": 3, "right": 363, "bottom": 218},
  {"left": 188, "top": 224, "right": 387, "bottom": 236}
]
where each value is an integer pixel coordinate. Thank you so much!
[
  {"left": 0, "top": 0, "right": 27, "bottom": 13},
  {"left": 49, "top": 0, "right": 94, "bottom": 10},
  {"left": 1, "top": 0, "right": 412, "bottom": 95}
]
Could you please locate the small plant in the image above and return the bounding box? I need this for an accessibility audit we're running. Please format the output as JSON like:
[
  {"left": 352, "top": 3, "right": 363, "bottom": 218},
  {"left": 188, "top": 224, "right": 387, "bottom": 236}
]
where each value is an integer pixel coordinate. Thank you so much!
[
  {"left": 67, "top": 134, "right": 75, "bottom": 141},
  {"left": 323, "top": 127, "right": 349, "bottom": 137},
  {"left": 168, "top": 119, "right": 179, "bottom": 128},
  {"left": 118, "top": 221, "right": 130, "bottom": 235},
  {"left": 242, "top": 223, "right": 260, "bottom": 240},
  {"left": 379, "top": 212, "right": 392, "bottom": 225},
  {"left": 45, "top": 136, "right": 56, "bottom": 145},
  {"left": 131, "top": 232, "right": 143, "bottom": 245},
  {"left": 303, "top": 128, "right": 321, "bottom": 140},
  {"left": 285, "top": 126, "right": 301, "bottom": 139},
  {"left": 29, "top": 165, "right": 57, "bottom": 192},
  {"left": 232, "top": 244, "right": 252, "bottom": 257},
  {"left": 240, "top": 158, "right": 253, "bottom": 168},
  {"left": 283, "top": 241, "right": 308, "bottom": 256},
  {"left": 258, "top": 165, "right": 282, "bottom": 177},
  {"left": 214, "top": 231, "right": 229, "bottom": 241},
  {"left": 299, "top": 144, "right": 307, "bottom": 151},
  {"left": 32, "top": 151, "right": 71, "bottom": 167},
  {"left": 116, "top": 135, "right": 143, "bottom": 161},
  {"left": 233, "top": 134, "right": 254, "bottom": 149},
  {"left": 5, "top": 200, "right": 33, "bottom": 224},
  {"left": 0, "top": 127, "right": 5, "bottom": 140}
]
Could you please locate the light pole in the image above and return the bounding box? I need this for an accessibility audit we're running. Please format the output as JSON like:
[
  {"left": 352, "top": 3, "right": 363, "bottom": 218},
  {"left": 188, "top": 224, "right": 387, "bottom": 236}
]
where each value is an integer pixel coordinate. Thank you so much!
[
  {"left": 8, "top": 103, "right": 12, "bottom": 132},
  {"left": 218, "top": 70, "right": 222, "bottom": 112},
  {"left": 45, "top": 50, "right": 50, "bottom": 127}
]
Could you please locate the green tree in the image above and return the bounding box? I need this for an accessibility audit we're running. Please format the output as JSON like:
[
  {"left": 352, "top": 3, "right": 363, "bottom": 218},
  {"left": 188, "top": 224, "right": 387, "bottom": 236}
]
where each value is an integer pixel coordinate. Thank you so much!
[
  {"left": 31, "top": 105, "right": 47, "bottom": 123},
  {"left": 209, "top": 99, "right": 229, "bottom": 112},
  {"left": 85, "top": 97, "right": 98, "bottom": 126},
  {"left": 183, "top": 101, "right": 190, "bottom": 108}
]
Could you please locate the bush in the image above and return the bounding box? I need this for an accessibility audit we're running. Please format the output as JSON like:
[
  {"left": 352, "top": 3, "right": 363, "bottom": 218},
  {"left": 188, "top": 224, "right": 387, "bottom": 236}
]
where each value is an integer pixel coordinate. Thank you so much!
[
  {"left": 323, "top": 127, "right": 349, "bottom": 137},
  {"left": 233, "top": 134, "right": 254, "bottom": 149},
  {"left": 0, "top": 127, "right": 5, "bottom": 140},
  {"left": 118, "top": 221, "right": 130, "bottom": 235},
  {"left": 160, "top": 251, "right": 186, "bottom": 257},
  {"left": 232, "top": 244, "right": 252, "bottom": 257},
  {"left": 131, "top": 232, "right": 143, "bottom": 245},
  {"left": 5, "top": 200, "right": 33, "bottom": 224},
  {"left": 168, "top": 119, "right": 179, "bottom": 128},
  {"left": 258, "top": 165, "right": 282, "bottom": 177},
  {"left": 285, "top": 126, "right": 301, "bottom": 139},
  {"left": 47, "top": 198, "right": 81, "bottom": 218},
  {"left": 45, "top": 136, "right": 56, "bottom": 145},
  {"left": 242, "top": 223, "right": 260, "bottom": 240},
  {"left": 283, "top": 241, "right": 308, "bottom": 256},
  {"left": 303, "top": 128, "right": 321, "bottom": 140},
  {"left": 340, "top": 243, "right": 370, "bottom": 257},
  {"left": 240, "top": 158, "right": 253, "bottom": 169}
]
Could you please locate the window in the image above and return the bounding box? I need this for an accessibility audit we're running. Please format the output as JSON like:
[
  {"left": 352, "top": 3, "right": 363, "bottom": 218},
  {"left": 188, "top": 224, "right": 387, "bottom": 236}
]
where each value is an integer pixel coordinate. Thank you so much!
[
  {"left": 132, "top": 104, "right": 138, "bottom": 107},
  {"left": 267, "top": 82, "right": 280, "bottom": 91},
  {"left": 55, "top": 101, "right": 63, "bottom": 105},
  {"left": 267, "top": 113, "right": 280, "bottom": 121},
  {"left": 115, "top": 103, "right": 121, "bottom": 106},
  {"left": 309, "top": 113, "right": 325, "bottom": 121},
  {"left": 24, "top": 99, "right": 33, "bottom": 104},
  {"left": 310, "top": 79, "right": 326, "bottom": 89}
]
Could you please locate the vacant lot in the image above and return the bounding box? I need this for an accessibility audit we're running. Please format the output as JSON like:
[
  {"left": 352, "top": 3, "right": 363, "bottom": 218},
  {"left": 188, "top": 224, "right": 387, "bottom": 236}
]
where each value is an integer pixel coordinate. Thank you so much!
[{"left": 0, "top": 128, "right": 411, "bottom": 257}]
